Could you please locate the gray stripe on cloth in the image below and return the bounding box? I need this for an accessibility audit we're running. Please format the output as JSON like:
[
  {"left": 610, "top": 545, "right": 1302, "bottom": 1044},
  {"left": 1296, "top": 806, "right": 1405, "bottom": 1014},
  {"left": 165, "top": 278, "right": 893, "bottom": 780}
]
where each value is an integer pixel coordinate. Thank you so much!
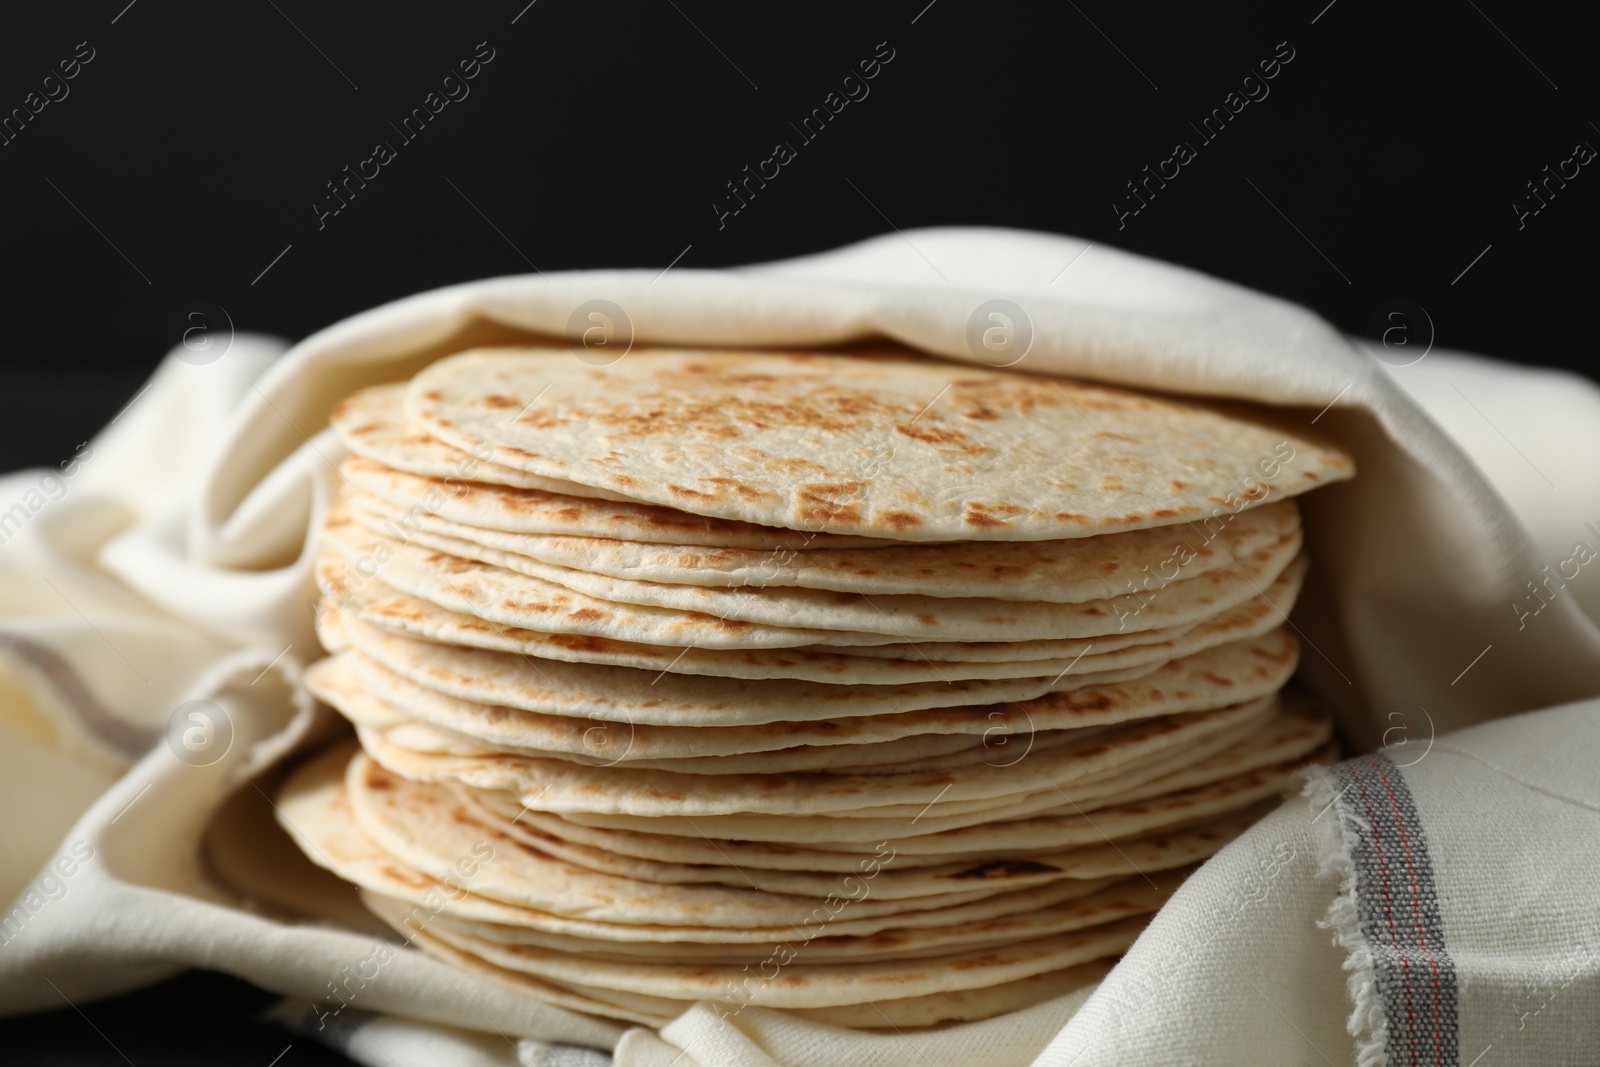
[
  {"left": 0, "top": 630, "right": 159, "bottom": 758},
  {"left": 1328, "top": 753, "right": 1459, "bottom": 1067}
]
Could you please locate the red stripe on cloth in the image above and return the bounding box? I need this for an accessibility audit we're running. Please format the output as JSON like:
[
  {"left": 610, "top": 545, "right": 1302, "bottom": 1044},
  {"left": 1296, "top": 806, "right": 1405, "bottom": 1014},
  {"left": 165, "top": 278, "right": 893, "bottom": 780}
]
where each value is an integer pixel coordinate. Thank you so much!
[
  {"left": 1350, "top": 760, "right": 1419, "bottom": 1065},
  {"left": 1367, "top": 755, "right": 1448, "bottom": 1067}
]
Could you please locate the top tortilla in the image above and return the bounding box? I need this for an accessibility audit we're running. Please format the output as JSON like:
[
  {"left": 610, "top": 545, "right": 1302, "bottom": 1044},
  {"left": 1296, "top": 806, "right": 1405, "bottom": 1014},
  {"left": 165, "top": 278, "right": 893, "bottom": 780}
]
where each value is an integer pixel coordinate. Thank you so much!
[
  {"left": 404, "top": 348, "right": 1355, "bottom": 541},
  {"left": 331, "top": 382, "right": 635, "bottom": 501}
]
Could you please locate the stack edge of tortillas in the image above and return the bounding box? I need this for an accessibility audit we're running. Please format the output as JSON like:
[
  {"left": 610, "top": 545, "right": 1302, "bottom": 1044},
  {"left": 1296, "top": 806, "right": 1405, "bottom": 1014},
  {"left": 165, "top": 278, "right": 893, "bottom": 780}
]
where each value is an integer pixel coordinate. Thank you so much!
[{"left": 276, "top": 345, "right": 1355, "bottom": 1029}]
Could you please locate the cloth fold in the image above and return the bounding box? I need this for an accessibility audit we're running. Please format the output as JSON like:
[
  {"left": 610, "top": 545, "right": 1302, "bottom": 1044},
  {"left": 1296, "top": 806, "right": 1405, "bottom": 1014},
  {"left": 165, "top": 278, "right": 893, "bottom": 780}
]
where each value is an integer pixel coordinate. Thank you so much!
[{"left": 3, "top": 228, "right": 1598, "bottom": 1064}]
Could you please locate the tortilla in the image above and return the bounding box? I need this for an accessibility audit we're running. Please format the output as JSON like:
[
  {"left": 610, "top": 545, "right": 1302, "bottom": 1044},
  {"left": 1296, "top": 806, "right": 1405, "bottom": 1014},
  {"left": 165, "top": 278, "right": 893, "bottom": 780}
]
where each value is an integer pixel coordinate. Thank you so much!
[
  {"left": 322, "top": 504, "right": 1303, "bottom": 644},
  {"left": 329, "top": 608, "right": 1299, "bottom": 730},
  {"left": 332, "top": 382, "right": 637, "bottom": 501},
  {"left": 331, "top": 552, "right": 1305, "bottom": 679},
  {"left": 349, "top": 697, "right": 1276, "bottom": 818},
  {"left": 274, "top": 346, "right": 1357, "bottom": 1031},
  {"left": 550, "top": 698, "right": 1330, "bottom": 844},
  {"left": 341, "top": 453, "right": 885, "bottom": 550},
  {"left": 405, "top": 348, "right": 1354, "bottom": 541},
  {"left": 276, "top": 744, "right": 1136, "bottom": 945},
  {"left": 344, "top": 488, "right": 1298, "bottom": 601},
  {"left": 416, "top": 872, "right": 1185, "bottom": 963},
  {"left": 471, "top": 750, "right": 1326, "bottom": 873}
]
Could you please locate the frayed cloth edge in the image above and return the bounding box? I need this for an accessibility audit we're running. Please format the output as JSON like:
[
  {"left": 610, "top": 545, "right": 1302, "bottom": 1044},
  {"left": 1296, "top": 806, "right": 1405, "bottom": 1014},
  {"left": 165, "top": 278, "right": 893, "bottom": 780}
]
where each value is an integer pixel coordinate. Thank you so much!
[{"left": 1302, "top": 765, "right": 1388, "bottom": 1067}]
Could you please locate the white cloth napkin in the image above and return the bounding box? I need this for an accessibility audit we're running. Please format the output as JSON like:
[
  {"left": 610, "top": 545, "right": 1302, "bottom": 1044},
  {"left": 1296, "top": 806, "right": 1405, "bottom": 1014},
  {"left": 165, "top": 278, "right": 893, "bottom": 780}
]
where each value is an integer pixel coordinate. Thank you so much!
[{"left": 3, "top": 228, "right": 1598, "bottom": 1065}]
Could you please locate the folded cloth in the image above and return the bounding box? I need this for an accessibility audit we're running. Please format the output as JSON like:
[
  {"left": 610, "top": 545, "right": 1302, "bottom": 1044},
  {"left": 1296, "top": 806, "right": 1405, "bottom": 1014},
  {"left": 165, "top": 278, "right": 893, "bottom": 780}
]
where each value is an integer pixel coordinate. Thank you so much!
[{"left": 2, "top": 228, "right": 1598, "bottom": 1065}]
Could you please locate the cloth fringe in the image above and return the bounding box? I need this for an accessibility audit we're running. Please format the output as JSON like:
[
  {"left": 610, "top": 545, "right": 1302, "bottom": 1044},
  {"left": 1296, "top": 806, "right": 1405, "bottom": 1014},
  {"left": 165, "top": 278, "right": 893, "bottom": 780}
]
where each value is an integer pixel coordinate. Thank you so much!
[{"left": 1303, "top": 766, "right": 1387, "bottom": 1067}]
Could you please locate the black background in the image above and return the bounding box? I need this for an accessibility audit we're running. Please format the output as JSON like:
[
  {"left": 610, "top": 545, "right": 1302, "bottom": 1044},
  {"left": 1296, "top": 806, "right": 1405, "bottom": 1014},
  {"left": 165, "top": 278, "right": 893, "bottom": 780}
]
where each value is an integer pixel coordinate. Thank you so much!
[
  {"left": 1, "top": 0, "right": 1594, "bottom": 1060},
  {"left": 2, "top": 0, "right": 1597, "bottom": 477}
]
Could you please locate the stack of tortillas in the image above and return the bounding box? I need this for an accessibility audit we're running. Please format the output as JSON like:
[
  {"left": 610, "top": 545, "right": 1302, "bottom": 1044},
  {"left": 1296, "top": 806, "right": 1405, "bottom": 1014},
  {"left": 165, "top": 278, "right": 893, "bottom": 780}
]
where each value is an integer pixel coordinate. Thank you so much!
[{"left": 277, "top": 347, "right": 1354, "bottom": 1028}]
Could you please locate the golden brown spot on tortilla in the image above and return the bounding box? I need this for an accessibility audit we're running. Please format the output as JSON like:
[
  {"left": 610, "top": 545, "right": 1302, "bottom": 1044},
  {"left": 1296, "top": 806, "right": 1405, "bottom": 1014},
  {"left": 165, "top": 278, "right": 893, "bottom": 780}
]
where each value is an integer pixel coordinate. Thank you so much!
[
  {"left": 798, "top": 500, "right": 861, "bottom": 525},
  {"left": 703, "top": 477, "right": 768, "bottom": 502},
  {"left": 880, "top": 510, "right": 923, "bottom": 531},
  {"left": 568, "top": 608, "right": 604, "bottom": 623},
  {"left": 767, "top": 456, "right": 830, "bottom": 474},
  {"left": 551, "top": 634, "right": 608, "bottom": 653},
  {"left": 857, "top": 931, "right": 910, "bottom": 949},
  {"left": 895, "top": 424, "right": 989, "bottom": 453},
  {"left": 702, "top": 371, "right": 778, "bottom": 385},
  {"left": 380, "top": 865, "right": 428, "bottom": 888},
  {"left": 1250, "top": 642, "right": 1296, "bottom": 666},
  {"left": 1170, "top": 479, "right": 1189, "bottom": 490},
  {"left": 1028, "top": 689, "right": 1115, "bottom": 714},
  {"left": 482, "top": 395, "right": 519, "bottom": 409}
]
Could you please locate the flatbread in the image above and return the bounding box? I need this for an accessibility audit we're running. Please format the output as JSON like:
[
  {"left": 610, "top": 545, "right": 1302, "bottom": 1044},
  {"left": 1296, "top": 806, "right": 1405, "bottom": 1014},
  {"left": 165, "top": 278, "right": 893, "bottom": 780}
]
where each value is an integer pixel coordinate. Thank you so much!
[
  {"left": 344, "top": 489, "right": 1298, "bottom": 601},
  {"left": 343, "top": 503, "right": 1302, "bottom": 637},
  {"left": 349, "top": 697, "right": 1276, "bottom": 818},
  {"left": 322, "top": 502, "right": 1303, "bottom": 643},
  {"left": 452, "top": 782, "right": 1266, "bottom": 900},
  {"left": 416, "top": 872, "right": 1185, "bottom": 963},
  {"left": 277, "top": 347, "right": 1357, "bottom": 1031},
  {"left": 367, "top": 908, "right": 1119, "bottom": 1028},
  {"left": 475, "top": 748, "right": 1328, "bottom": 872},
  {"left": 405, "top": 349, "right": 1354, "bottom": 541},
  {"left": 552, "top": 698, "right": 1330, "bottom": 843},
  {"left": 372, "top": 722, "right": 1060, "bottom": 779},
  {"left": 345, "top": 747, "right": 1265, "bottom": 948},
  {"left": 309, "top": 652, "right": 1059, "bottom": 775},
  {"left": 329, "top": 608, "right": 1299, "bottom": 730},
  {"left": 399, "top": 905, "right": 1151, "bottom": 1009},
  {"left": 342, "top": 752, "right": 1038, "bottom": 927},
  {"left": 332, "top": 382, "right": 637, "bottom": 501},
  {"left": 328, "top": 552, "right": 1303, "bottom": 682},
  {"left": 340, "top": 453, "right": 885, "bottom": 550},
  {"left": 276, "top": 744, "right": 1136, "bottom": 945}
]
